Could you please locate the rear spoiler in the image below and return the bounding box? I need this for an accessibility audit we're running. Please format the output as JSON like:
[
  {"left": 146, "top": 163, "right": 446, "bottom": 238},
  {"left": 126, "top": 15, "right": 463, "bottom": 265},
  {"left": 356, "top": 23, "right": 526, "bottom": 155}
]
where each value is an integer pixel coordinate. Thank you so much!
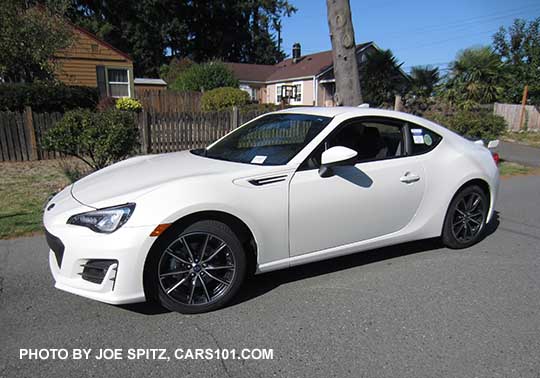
[{"left": 473, "top": 139, "right": 499, "bottom": 150}]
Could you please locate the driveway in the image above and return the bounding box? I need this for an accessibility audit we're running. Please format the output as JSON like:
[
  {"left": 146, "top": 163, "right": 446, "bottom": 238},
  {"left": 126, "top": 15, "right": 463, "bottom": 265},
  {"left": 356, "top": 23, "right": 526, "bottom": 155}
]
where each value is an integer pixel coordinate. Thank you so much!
[{"left": 1, "top": 175, "right": 540, "bottom": 378}]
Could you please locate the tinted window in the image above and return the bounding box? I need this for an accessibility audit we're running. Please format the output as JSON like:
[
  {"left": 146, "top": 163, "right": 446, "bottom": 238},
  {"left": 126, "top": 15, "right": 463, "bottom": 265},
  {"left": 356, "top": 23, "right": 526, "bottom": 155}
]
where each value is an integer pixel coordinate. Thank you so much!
[
  {"left": 200, "top": 113, "right": 331, "bottom": 165},
  {"left": 408, "top": 125, "right": 442, "bottom": 155},
  {"left": 302, "top": 118, "right": 405, "bottom": 169}
]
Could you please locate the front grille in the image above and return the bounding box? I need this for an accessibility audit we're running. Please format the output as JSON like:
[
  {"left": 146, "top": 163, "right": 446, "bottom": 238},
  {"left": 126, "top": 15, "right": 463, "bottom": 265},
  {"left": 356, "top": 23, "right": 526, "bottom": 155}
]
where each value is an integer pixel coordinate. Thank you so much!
[
  {"left": 79, "top": 260, "right": 118, "bottom": 284},
  {"left": 45, "top": 229, "right": 65, "bottom": 267}
]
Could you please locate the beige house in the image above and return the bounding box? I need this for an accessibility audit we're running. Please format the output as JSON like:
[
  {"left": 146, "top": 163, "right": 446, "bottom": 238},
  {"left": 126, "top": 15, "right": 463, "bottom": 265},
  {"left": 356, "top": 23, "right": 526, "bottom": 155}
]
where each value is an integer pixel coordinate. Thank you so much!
[{"left": 225, "top": 42, "right": 382, "bottom": 107}]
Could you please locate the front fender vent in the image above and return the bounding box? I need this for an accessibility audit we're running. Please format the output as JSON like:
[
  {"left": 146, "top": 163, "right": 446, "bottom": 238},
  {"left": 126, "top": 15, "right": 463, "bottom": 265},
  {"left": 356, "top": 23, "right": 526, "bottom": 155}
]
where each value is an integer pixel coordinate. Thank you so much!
[{"left": 248, "top": 175, "right": 288, "bottom": 186}]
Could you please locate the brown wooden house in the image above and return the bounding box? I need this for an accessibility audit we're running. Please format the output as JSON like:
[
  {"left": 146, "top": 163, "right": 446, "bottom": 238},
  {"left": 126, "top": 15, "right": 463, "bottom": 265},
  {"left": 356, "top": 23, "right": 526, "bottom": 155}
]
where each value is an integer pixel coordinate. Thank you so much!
[{"left": 54, "top": 22, "right": 135, "bottom": 98}]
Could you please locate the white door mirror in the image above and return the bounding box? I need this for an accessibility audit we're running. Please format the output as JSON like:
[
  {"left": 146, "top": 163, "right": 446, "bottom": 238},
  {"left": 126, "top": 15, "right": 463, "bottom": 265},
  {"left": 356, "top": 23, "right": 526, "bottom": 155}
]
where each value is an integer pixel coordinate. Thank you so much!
[
  {"left": 321, "top": 146, "right": 358, "bottom": 166},
  {"left": 319, "top": 146, "right": 358, "bottom": 178}
]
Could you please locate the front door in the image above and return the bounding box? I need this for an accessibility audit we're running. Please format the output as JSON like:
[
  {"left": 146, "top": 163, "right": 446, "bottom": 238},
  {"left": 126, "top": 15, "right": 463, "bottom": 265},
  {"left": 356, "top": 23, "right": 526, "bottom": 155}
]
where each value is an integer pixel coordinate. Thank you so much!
[{"left": 289, "top": 117, "right": 426, "bottom": 256}]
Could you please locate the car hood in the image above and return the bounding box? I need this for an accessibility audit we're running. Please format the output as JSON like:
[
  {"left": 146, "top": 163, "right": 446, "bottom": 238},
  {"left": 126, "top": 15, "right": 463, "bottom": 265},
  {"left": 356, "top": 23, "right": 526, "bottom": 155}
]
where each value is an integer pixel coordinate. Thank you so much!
[{"left": 71, "top": 151, "right": 258, "bottom": 207}]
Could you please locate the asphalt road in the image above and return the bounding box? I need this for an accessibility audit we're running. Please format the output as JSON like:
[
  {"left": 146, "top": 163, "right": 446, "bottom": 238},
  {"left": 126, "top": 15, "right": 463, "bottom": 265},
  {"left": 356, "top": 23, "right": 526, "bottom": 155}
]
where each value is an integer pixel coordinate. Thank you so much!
[
  {"left": 499, "top": 141, "right": 540, "bottom": 167},
  {"left": 1, "top": 175, "right": 540, "bottom": 378}
]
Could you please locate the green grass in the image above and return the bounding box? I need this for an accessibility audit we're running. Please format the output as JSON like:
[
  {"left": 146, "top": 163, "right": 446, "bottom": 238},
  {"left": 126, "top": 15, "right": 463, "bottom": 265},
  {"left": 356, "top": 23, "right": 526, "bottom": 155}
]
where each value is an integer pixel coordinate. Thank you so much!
[
  {"left": 498, "top": 161, "right": 533, "bottom": 176},
  {"left": 503, "top": 131, "right": 540, "bottom": 148},
  {"left": 0, "top": 160, "right": 75, "bottom": 239}
]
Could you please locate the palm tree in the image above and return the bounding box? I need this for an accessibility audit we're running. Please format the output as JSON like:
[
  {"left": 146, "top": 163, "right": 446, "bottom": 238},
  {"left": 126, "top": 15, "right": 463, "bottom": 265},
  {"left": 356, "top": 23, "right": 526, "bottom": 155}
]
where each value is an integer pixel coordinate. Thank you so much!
[
  {"left": 445, "top": 47, "right": 504, "bottom": 107},
  {"left": 359, "top": 49, "right": 408, "bottom": 106},
  {"left": 409, "top": 66, "right": 440, "bottom": 97}
]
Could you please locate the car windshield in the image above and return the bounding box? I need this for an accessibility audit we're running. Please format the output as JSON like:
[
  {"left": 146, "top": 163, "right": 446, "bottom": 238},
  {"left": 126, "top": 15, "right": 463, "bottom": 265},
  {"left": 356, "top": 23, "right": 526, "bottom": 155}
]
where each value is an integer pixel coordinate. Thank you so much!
[{"left": 195, "top": 113, "right": 332, "bottom": 165}]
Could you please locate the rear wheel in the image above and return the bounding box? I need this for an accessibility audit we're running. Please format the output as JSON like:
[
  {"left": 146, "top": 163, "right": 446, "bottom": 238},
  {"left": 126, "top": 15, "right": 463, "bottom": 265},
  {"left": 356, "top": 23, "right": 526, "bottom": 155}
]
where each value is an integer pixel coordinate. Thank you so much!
[
  {"left": 150, "top": 220, "right": 246, "bottom": 313},
  {"left": 442, "top": 185, "right": 488, "bottom": 249}
]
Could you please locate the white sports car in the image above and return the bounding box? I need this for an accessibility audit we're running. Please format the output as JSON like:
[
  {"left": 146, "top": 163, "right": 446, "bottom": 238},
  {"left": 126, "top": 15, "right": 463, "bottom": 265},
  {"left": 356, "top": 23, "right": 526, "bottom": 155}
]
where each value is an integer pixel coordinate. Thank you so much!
[{"left": 43, "top": 107, "right": 499, "bottom": 313}]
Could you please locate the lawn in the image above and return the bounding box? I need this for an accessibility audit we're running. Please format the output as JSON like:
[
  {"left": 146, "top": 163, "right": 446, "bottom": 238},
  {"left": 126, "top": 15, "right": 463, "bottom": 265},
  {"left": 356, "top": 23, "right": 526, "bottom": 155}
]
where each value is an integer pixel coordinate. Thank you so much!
[
  {"left": 502, "top": 131, "right": 540, "bottom": 148},
  {"left": 0, "top": 160, "right": 75, "bottom": 239},
  {"left": 0, "top": 158, "right": 538, "bottom": 239}
]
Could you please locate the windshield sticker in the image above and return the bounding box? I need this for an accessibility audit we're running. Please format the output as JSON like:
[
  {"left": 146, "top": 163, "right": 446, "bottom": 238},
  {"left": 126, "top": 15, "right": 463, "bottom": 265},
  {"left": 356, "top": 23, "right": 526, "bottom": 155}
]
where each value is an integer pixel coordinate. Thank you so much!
[
  {"left": 424, "top": 134, "right": 433, "bottom": 146},
  {"left": 413, "top": 135, "right": 425, "bottom": 144},
  {"left": 251, "top": 155, "right": 267, "bottom": 164},
  {"left": 411, "top": 128, "right": 423, "bottom": 135}
]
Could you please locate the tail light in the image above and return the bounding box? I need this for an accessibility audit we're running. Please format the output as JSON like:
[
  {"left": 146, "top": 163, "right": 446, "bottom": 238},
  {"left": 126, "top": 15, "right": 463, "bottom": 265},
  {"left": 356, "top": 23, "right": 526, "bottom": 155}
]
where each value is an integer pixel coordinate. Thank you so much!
[{"left": 492, "top": 152, "right": 500, "bottom": 166}]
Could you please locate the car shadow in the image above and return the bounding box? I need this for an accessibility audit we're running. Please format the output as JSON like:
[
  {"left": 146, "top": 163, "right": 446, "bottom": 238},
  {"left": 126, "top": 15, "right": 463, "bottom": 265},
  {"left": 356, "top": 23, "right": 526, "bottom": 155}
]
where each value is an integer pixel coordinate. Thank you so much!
[{"left": 119, "top": 212, "right": 500, "bottom": 315}]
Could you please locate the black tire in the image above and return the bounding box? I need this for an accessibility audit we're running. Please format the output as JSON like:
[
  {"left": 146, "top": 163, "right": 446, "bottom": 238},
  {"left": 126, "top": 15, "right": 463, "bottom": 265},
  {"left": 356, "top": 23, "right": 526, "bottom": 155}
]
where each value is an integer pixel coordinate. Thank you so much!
[
  {"left": 442, "top": 185, "right": 489, "bottom": 249},
  {"left": 148, "top": 220, "right": 246, "bottom": 314}
]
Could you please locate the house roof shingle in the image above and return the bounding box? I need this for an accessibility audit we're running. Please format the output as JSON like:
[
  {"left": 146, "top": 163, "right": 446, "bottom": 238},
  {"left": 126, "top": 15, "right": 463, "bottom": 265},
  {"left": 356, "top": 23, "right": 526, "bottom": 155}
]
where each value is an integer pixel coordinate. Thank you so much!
[{"left": 225, "top": 42, "right": 373, "bottom": 83}]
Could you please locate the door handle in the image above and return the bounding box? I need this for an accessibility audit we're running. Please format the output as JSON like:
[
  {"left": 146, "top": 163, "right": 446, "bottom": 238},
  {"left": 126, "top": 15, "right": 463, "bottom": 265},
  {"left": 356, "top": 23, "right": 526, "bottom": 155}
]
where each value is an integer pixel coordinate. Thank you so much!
[{"left": 400, "top": 172, "right": 420, "bottom": 183}]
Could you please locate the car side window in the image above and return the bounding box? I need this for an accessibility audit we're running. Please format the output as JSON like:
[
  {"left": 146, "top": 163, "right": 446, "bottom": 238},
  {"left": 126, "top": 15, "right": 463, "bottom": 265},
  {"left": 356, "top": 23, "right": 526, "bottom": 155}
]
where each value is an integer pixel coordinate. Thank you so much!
[
  {"left": 302, "top": 118, "right": 406, "bottom": 169},
  {"left": 407, "top": 124, "right": 442, "bottom": 155}
]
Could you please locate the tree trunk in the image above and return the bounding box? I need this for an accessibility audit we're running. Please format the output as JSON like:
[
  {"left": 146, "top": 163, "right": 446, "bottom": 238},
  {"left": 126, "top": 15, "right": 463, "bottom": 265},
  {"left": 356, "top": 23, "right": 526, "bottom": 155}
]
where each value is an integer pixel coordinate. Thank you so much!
[{"left": 326, "top": 0, "right": 362, "bottom": 106}]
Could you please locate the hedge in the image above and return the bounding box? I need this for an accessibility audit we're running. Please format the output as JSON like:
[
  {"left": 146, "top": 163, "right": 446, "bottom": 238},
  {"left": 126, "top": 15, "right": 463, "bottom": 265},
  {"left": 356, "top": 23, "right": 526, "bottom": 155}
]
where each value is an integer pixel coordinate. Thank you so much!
[
  {"left": 0, "top": 82, "right": 99, "bottom": 112},
  {"left": 201, "top": 87, "right": 250, "bottom": 111}
]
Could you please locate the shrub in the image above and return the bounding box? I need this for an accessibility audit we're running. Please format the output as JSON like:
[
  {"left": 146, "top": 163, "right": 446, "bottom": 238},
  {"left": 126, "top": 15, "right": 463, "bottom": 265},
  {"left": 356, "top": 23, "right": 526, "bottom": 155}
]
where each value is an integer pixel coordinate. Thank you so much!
[
  {"left": 201, "top": 87, "right": 250, "bottom": 111},
  {"left": 96, "top": 96, "right": 117, "bottom": 112},
  {"left": 170, "top": 61, "right": 238, "bottom": 92},
  {"left": 426, "top": 109, "right": 507, "bottom": 141},
  {"left": 0, "top": 82, "right": 98, "bottom": 112},
  {"left": 43, "top": 109, "right": 139, "bottom": 171},
  {"left": 239, "top": 103, "right": 280, "bottom": 113},
  {"left": 115, "top": 97, "right": 143, "bottom": 112}
]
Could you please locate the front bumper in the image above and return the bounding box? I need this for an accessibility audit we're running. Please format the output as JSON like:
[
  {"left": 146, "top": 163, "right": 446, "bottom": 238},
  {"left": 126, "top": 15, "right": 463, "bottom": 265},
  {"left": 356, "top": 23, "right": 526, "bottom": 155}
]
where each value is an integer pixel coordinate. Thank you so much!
[{"left": 44, "top": 189, "right": 155, "bottom": 305}]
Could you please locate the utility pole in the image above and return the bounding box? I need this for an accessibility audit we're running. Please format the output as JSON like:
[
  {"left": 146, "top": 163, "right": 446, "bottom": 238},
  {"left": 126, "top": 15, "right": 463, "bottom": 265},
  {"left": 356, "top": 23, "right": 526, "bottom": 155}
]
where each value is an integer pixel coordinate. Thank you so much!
[
  {"left": 326, "top": 0, "right": 362, "bottom": 106},
  {"left": 519, "top": 84, "right": 529, "bottom": 130}
]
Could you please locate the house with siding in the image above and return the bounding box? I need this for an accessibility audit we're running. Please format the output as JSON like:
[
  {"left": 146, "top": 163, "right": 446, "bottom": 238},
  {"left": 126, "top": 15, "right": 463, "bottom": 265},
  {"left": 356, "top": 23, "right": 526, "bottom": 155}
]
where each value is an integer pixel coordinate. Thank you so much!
[
  {"left": 226, "top": 42, "right": 398, "bottom": 106},
  {"left": 54, "top": 22, "right": 165, "bottom": 97}
]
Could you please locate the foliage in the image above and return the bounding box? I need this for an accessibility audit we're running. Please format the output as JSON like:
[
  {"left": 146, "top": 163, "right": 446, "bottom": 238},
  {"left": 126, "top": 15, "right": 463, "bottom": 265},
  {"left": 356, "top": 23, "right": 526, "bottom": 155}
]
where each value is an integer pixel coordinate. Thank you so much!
[
  {"left": 409, "top": 66, "right": 440, "bottom": 97},
  {"left": 160, "top": 57, "right": 193, "bottom": 86},
  {"left": 96, "top": 96, "right": 117, "bottom": 112},
  {"left": 115, "top": 97, "right": 143, "bottom": 112},
  {"left": 442, "top": 47, "right": 504, "bottom": 108},
  {"left": 171, "top": 61, "right": 238, "bottom": 92},
  {"left": 492, "top": 18, "right": 540, "bottom": 105},
  {"left": 239, "top": 103, "right": 280, "bottom": 114},
  {"left": 201, "top": 87, "right": 250, "bottom": 111},
  {"left": 0, "top": 83, "right": 98, "bottom": 112},
  {"left": 0, "top": 0, "right": 73, "bottom": 82},
  {"left": 66, "top": 1, "right": 296, "bottom": 77},
  {"left": 360, "top": 49, "right": 409, "bottom": 107},
  {"left": 426, "top": 109, "right": 506, "bottom": 141},
  {"left": 43, "top": 109, "right": 139, "bottom": 171},
  {"left": 58, "top": 159, "right": 89, "bottom": 183}
]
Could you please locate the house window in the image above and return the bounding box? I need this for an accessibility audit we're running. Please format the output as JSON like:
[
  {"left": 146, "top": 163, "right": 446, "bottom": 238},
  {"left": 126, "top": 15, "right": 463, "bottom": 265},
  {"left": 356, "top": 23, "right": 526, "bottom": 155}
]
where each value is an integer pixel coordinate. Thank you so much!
[
  {"left": 276, "top": 82, "right": 302, "bottom": 104},
  {"left": 107, "top": 68, "right": 130, "bottom": 97}
]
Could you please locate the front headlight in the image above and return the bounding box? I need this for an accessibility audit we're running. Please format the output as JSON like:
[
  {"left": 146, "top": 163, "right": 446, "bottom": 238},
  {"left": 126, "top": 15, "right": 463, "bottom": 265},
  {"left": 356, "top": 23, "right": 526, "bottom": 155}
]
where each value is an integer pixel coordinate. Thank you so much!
[{"left": 67, "top": 203, "right": 136, "bottom": 233}]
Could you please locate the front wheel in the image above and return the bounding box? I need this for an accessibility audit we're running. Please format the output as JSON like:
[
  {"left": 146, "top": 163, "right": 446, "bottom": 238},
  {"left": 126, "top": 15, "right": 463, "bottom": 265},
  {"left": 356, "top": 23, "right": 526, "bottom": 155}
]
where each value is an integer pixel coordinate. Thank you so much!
[
  {"left": 150, "top": 220, "right": 246, "bottom": 314},
  {"left": 442, "top": 185, "right": 489, "bottom": 249}
]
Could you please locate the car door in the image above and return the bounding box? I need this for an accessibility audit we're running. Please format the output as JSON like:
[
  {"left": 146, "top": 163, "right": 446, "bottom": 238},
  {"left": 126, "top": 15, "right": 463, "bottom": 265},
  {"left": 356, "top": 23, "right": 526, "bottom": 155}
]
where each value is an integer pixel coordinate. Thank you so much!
[{"left": 289, "top": 116, "right": 426, "bottom": 257}]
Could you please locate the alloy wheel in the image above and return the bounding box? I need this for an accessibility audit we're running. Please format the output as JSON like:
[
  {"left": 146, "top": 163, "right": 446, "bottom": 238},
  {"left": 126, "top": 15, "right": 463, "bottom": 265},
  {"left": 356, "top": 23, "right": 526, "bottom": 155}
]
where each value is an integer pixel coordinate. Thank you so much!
[
  {"left": 450, "top": 192, "right": 486, "bottom": 243},
  {"left": 158, "top": 232, "right": 236, "bottom": 306}
]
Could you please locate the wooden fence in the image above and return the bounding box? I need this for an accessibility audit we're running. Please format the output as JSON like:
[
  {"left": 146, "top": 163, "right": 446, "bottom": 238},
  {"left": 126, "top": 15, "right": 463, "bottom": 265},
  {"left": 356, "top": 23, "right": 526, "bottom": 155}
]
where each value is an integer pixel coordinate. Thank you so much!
[
  {"left": 135, "top": 89, "right": 202, "bottom": 113},
  {"left": 494, "top": 103, "right": 540, "bottom": 131},
  {"left": 0, "top": 107, "right": 264, "bottom": 162}
]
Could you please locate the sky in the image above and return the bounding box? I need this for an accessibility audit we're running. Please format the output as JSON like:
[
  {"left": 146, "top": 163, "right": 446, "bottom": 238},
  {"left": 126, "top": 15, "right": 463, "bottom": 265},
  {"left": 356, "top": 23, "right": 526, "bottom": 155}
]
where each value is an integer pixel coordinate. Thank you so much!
[{"left": 280, "top": 0, "right": 540, "bottom": 73}]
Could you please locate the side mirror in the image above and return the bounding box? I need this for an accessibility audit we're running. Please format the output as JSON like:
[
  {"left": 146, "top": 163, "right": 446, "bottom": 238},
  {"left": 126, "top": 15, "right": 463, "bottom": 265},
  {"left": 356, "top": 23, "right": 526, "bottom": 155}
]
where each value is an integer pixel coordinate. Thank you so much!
[{"left": 319, "top": 146, "right": 358, "bottom": 177}]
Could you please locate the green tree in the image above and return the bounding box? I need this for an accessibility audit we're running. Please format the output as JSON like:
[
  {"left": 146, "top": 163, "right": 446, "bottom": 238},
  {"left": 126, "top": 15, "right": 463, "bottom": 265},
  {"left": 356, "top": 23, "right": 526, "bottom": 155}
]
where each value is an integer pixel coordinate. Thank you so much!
[
  {"left": 443, "top": 47, "right": 504, "bottom": 108},
  {"left": 360, "top": 49, "right": 408, "bottom": 106},
  {"left": 170, "top": 61, "right": 238, "bottom": 92},
  {"left": 492, "top": 18, "right": 540, "bottom": 104},
  {"left": 0, "top": 0, "right": 73, "bottom": 82},
  {"left": 409, "top": 66, "right": 440, "bottom": 97},
  {"left": 67, "top": 1, "right": 296, "bottom": 77},
  {"left": 160, "top": 57, "right": 194, "bottom": 86}
]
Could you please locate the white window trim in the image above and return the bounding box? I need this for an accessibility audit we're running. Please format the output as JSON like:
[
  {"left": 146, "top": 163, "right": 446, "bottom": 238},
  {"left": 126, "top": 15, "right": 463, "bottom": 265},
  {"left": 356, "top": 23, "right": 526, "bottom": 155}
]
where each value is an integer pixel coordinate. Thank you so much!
[
  {"left": 106, "top": 68, "right": 131, "bottom": 98},
  {"left": 275, "top": 81, "right": 303, "bottom": 105}
]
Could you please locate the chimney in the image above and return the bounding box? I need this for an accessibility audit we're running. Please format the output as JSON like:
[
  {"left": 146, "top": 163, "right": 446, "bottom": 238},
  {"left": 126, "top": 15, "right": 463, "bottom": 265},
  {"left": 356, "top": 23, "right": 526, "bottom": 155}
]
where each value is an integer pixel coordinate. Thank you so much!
[{"left": 292, "top": 43, "right": 301, "bottom": 63}]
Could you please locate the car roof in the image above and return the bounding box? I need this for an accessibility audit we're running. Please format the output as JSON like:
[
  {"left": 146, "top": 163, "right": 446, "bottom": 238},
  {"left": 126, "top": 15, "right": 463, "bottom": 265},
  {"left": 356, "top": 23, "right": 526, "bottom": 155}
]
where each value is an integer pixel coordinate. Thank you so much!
[{"left": 273, "top": 106, "right": 463, "bottom": 141}]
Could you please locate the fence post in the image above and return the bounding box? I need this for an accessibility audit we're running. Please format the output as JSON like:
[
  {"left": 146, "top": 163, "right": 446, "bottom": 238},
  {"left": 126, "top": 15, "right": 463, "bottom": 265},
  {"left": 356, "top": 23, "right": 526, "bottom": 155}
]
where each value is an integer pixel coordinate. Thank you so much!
[
  {"left": 394, "top": 95, "right": 403, "bottom": 112},
  {"left": 23, "top": 106, "right": 38, "bottom": 160},
  {"left": 140, "top": 110, "right": 152, "bottom": 154},
  {"left": 231, "top": 106, "right": 239, "bottom": 129}
]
